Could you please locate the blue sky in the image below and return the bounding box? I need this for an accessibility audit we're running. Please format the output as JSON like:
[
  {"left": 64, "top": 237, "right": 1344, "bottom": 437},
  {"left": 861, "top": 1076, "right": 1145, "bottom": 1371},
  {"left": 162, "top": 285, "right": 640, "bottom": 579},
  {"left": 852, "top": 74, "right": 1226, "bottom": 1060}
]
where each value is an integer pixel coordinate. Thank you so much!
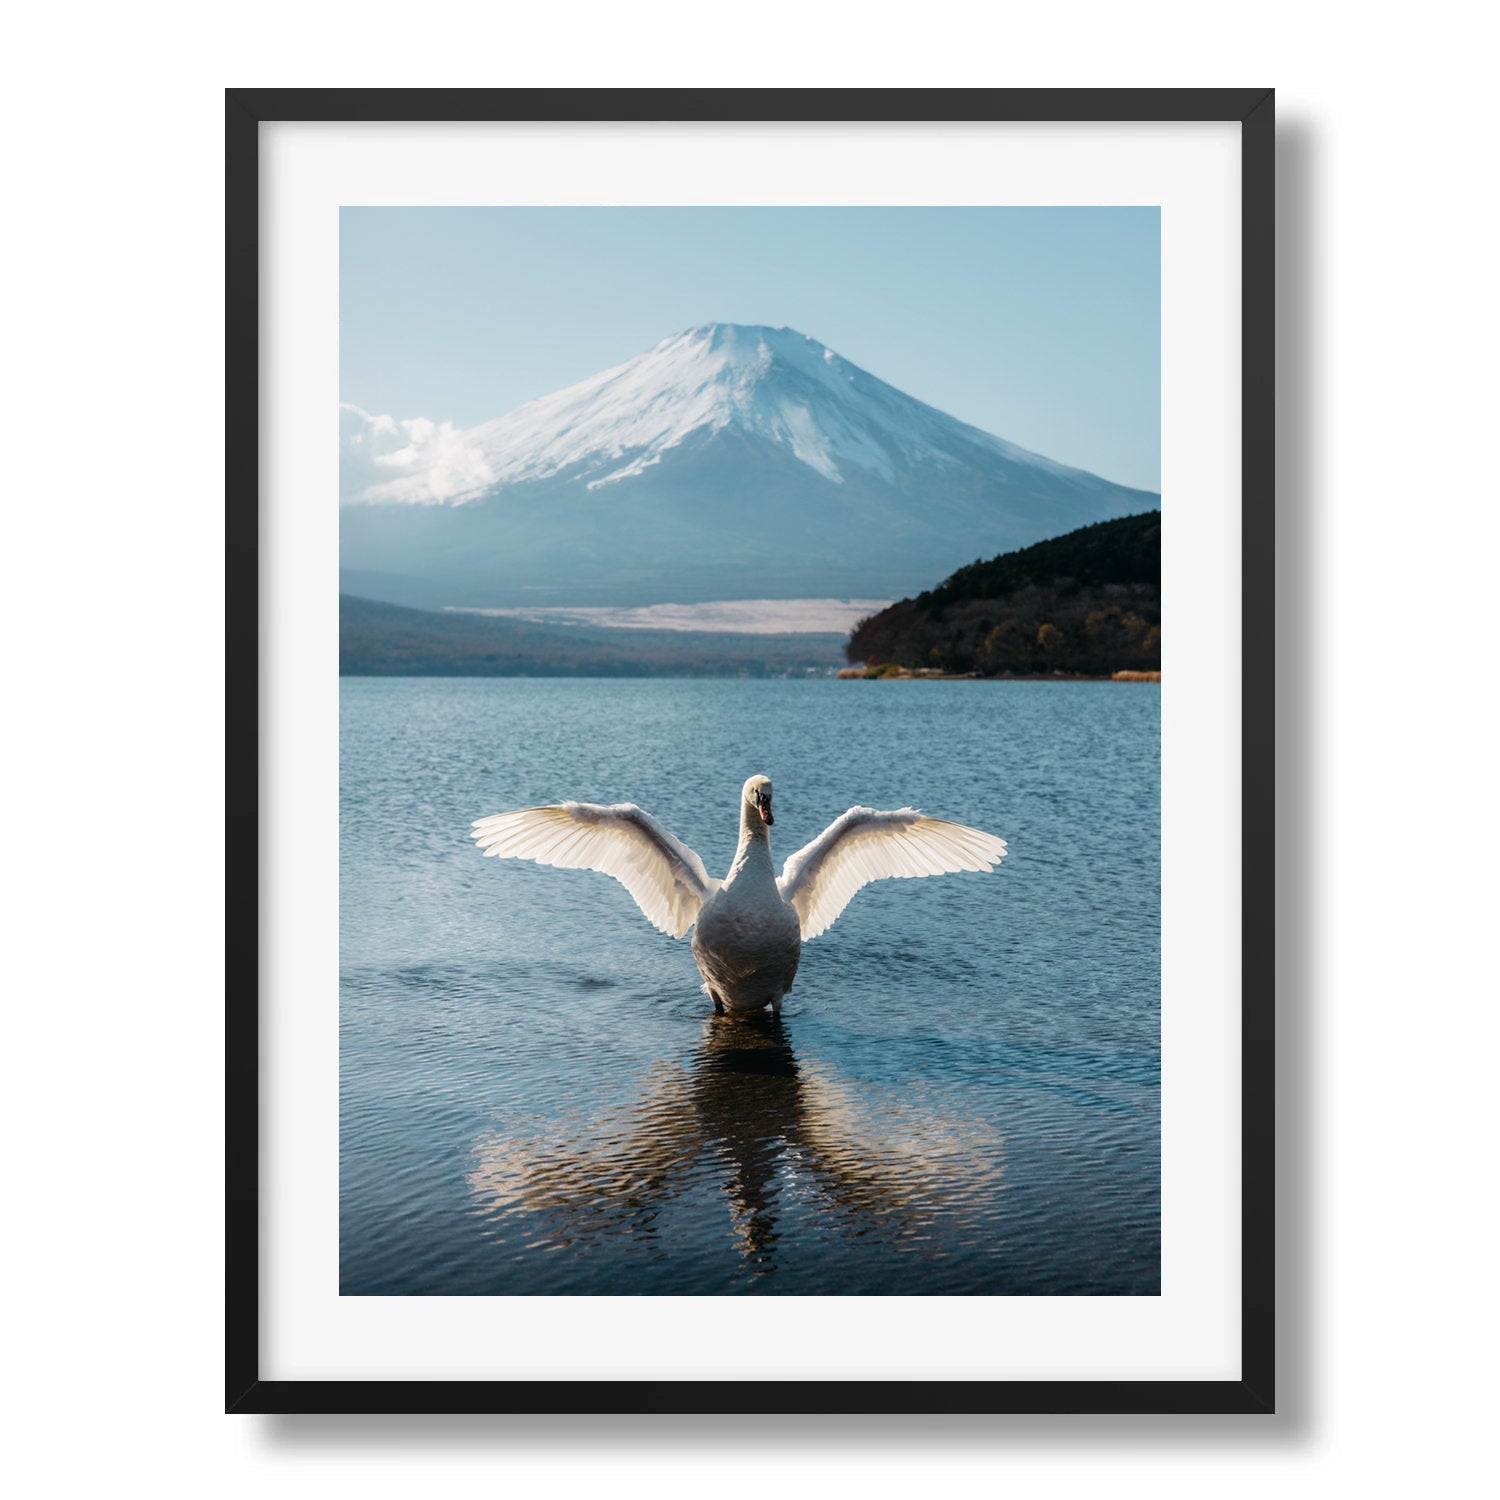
[{"left": 341, "top": 206, "right": 1159, "bottom": 493}]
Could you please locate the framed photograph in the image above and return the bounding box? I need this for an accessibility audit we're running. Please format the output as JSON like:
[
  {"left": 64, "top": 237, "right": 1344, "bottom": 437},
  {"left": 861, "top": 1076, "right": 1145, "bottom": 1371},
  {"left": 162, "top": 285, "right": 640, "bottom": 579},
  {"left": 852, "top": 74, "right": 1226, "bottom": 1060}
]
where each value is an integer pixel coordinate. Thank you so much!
[{"left": 227, "top": 88, "right": 1274, "bottom": 1413}]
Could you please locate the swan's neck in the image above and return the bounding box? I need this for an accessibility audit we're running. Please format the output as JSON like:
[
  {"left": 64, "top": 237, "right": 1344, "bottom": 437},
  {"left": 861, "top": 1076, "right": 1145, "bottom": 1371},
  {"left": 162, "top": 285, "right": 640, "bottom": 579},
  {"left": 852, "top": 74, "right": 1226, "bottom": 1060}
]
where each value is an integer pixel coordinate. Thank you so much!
[{"left": 729, "top": 812, "right": 776, "bottom": 881}]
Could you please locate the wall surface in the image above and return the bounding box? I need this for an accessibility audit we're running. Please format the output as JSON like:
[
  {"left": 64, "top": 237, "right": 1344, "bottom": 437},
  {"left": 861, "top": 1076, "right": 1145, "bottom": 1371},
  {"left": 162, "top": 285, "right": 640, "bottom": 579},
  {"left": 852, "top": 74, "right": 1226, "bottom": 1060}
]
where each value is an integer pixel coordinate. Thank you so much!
[{"left": 4, "top": 6, "right": 1494, "bottom": 1495}]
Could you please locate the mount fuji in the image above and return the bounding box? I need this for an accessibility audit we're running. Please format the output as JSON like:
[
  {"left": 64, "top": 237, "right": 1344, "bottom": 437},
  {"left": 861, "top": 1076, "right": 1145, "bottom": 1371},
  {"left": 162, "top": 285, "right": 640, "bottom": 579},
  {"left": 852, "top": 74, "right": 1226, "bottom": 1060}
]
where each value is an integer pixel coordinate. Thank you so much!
[{"left": 340, "top": 324, "right": 1158, "bottom": 609}]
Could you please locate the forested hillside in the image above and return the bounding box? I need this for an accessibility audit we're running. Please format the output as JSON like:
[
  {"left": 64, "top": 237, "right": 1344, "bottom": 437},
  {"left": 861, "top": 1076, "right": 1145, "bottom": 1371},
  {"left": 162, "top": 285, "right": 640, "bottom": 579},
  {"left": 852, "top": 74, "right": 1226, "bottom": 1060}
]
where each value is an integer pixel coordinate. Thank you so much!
[{"left": 846, "top": 512, "right": 1160, "bottom": 677}]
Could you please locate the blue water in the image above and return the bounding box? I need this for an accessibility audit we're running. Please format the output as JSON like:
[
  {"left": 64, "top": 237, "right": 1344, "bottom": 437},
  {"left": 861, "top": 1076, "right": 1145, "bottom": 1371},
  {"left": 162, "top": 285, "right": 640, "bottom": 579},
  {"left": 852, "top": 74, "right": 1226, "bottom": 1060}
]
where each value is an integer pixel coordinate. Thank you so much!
[{"left": 340, "top": 678, "right": 1159, "bottom": 1295}]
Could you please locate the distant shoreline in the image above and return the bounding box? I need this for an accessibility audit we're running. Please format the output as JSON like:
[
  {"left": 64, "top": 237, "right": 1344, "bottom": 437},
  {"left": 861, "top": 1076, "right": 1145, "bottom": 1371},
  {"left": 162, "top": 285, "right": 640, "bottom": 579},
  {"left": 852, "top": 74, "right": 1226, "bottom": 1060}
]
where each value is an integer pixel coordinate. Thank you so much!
[{"left": 836, "top": 666, "right": 1160, "bottom": 683}]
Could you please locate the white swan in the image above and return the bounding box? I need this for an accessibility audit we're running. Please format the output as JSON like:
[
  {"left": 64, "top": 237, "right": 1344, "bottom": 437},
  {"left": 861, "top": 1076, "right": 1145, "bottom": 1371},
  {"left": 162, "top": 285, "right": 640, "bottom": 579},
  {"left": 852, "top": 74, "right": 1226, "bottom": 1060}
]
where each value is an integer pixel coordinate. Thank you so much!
[{"left": 471, "top": 775, "right": 1007, "bottom": 1016}]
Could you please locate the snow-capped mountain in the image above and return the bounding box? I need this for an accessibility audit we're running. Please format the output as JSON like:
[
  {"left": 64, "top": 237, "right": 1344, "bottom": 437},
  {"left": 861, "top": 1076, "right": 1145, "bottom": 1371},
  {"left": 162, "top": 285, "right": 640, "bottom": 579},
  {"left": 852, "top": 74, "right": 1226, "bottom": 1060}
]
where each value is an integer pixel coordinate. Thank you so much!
[{"left": 340, "top": 324, "right": 1158, "bottom": 608}]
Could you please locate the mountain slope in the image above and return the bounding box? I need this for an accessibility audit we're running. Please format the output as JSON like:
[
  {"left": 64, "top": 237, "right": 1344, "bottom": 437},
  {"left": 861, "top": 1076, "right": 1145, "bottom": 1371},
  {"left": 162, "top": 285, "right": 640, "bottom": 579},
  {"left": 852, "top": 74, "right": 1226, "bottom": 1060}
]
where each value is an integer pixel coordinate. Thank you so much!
[
  {"left": 847, "top": 512, "right": 1161, "bottom": 677},
  {"left": 340, "top": 324, "right": 1158, "bottom": 608},
  {"left": 339, "top": 595, "right": 846, "bottom": 677}
]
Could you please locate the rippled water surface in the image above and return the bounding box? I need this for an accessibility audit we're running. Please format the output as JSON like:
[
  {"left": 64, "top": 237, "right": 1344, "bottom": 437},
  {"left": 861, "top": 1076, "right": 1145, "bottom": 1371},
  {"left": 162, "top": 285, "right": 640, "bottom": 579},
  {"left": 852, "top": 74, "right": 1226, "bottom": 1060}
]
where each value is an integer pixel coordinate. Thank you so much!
[{"left": 341, "top": 678, "right": 1159, "bottom": 1295}]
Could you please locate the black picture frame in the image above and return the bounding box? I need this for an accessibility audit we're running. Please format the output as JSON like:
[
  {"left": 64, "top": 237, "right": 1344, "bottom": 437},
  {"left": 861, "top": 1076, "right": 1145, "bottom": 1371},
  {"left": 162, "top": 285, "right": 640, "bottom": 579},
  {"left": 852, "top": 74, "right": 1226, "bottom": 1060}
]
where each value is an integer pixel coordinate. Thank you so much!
[{"left": 226, "top": 86, "right": 1275, "bottom": 1415}]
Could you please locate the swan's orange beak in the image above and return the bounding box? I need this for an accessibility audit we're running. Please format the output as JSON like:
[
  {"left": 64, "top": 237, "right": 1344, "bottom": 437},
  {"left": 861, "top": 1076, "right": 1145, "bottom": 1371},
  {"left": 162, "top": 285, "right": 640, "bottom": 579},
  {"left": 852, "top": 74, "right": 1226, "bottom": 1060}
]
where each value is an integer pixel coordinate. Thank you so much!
[{"left": 757, "top": 793, "right": 774, "bottom": 825}]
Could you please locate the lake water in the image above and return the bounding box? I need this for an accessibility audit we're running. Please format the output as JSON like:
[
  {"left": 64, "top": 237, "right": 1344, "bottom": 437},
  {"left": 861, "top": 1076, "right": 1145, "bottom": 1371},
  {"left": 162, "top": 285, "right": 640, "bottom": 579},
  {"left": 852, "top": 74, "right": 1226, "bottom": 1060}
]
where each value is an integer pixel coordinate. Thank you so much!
[{"left": 340, "top": 677, "right": 1160, "bottom": 1295}]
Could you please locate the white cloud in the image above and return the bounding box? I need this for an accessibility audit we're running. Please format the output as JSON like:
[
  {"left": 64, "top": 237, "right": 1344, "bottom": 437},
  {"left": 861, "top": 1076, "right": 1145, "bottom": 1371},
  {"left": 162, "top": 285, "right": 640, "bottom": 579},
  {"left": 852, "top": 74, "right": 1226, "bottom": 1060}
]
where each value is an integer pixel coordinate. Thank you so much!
[{"left": 339, "top": 403, "right": 494, "bottom": 505}]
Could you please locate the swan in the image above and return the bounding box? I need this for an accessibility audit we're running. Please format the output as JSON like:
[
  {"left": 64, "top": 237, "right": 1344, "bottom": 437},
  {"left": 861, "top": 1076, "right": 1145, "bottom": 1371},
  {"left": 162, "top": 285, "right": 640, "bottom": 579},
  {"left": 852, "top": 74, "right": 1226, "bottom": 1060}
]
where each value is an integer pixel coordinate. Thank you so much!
[{"left": 471, "top": 775, "right": 1007, "bottom": 1016}]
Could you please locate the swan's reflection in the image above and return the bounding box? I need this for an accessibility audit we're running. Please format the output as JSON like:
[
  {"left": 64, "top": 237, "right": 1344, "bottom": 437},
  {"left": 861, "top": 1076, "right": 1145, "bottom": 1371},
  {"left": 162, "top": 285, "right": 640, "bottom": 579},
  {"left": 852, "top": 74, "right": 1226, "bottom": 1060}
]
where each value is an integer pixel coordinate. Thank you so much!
[{"left": 467, "top": 1016, "right": 1004, "bottom": 1267}]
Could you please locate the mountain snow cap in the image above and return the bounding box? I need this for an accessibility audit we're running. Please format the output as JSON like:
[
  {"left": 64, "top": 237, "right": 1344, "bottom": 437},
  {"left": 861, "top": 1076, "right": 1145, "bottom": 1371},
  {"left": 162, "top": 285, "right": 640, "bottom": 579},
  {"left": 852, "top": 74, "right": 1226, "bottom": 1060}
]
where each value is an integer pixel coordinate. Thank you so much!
[{"left": 343, "top": 322, "right": 1078, "bottom": 506}]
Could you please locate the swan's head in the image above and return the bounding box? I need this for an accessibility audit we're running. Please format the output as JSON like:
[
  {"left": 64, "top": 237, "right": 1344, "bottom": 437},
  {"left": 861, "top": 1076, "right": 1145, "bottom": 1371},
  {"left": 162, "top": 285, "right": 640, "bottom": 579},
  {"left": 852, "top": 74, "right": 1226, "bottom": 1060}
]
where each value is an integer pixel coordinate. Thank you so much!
[{"left": 742, "top": 774, "right": 774, "bottom": 827}]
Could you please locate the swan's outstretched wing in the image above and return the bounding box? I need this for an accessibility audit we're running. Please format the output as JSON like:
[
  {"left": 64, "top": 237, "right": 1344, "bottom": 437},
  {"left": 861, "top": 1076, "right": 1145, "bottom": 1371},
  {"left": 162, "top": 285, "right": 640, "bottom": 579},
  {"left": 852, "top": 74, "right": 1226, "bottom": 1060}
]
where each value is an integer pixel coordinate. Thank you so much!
[
  {"left": 471, "top": 802, "right": 715, "bottom": 938},
  {"left": 777, "top": 807, "right": 1007, "bottom": 941}
]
